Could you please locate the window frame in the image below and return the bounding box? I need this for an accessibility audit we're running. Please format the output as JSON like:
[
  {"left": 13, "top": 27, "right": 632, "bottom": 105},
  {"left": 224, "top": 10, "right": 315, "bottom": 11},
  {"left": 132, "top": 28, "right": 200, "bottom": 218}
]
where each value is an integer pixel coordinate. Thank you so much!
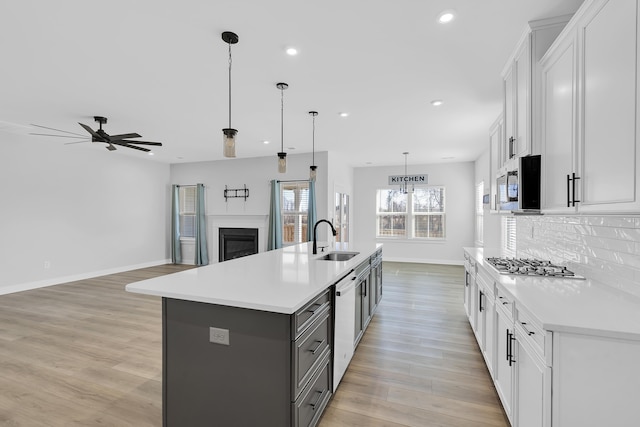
[
  {"left": 375, "top": 186, "right": 446, "bottom": 241},
  {"left": 179, "top": 185, "right": 197, "bottom": 241},
  {"left": 280, "top": 181, "right": 310, "bottom": 246}
]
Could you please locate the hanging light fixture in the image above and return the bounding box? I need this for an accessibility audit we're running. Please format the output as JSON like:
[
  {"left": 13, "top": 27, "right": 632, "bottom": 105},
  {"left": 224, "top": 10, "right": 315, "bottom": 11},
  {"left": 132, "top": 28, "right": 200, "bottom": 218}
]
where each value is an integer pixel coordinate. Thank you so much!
[
  {"left": 276, "top": 82, "right": 289, "bottom": 173},
  {"left": 400, "top": 152, "right": 413, "bottom": 194},
  {"left": 309, "top": 111, "right": 318, "bottom": 180},
  {"left": 222, "top": 31, "right": 239, "bottom": 158}
]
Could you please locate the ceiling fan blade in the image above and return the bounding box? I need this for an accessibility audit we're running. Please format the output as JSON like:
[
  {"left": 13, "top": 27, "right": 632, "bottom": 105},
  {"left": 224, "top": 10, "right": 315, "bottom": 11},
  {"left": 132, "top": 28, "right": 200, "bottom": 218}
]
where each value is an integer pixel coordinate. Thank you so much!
[
  {"left": 30, "top": 124, "right": 86, "bottom": 137},
  {"left": 63, "top": 139, "right": 91, "bottom": 145},
  {"left": 120, "top": 140, "right": 162, "bottom": 146},
  {"left": 109, "top": 133, "right": 142, "bottom": 141},
  {"left": 78, "top": 122, "right": 105, "bottom": 140},
  {"left": 30, "top": 133, "right": 88, "bottom": 139},
  {"left": 112, "top": 141, "right": 150, "bottom": 152}
]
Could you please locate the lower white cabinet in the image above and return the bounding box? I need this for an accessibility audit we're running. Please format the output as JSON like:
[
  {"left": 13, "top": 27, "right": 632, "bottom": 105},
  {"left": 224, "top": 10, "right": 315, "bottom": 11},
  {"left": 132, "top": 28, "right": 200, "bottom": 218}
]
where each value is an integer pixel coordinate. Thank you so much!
[
  {"left": 494, "top": 301, "right": 515, "bottom": 423},
  {"left": 514, "top": 323, "right": 551, "bottom": 427}
]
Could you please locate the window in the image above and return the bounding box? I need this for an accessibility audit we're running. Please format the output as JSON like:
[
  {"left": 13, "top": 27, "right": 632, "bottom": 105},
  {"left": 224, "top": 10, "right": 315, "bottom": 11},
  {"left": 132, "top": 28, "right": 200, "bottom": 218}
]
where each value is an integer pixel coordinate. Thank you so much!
[
  {"left": 334, "top": 192, "right": 350, "bottom": 243},
  {"left": 475, "top": 181, "right": 484, "bottom": 245},
  {"left": 179, "top": 185, "right": 197, "bottom": 239},
  {"left": 376, "top": 187, "right": 446, "bottom": 239},
  {"left": 281, "top": 182, "right": 309, "bottom": 245},
  {"left": 502, "top": 216, "right": 516, "bottom": 257}
]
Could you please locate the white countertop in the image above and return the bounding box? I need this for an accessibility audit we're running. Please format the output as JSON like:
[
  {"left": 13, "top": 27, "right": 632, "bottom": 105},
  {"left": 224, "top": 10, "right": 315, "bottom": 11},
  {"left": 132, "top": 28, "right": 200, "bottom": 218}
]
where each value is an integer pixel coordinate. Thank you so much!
[
  {"left": 464, "top": 247, "right": 640, "bottom": 341},
  {"left": 126, "top": 242, "right": 381, "bottom": 314}
]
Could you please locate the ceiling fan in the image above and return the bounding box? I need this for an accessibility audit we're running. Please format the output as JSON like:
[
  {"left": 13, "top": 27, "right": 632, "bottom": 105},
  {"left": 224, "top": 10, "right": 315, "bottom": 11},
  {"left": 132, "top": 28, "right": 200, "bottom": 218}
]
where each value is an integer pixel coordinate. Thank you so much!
[{"left": 31, "top": 116, "right": 162, "bottom": 152}]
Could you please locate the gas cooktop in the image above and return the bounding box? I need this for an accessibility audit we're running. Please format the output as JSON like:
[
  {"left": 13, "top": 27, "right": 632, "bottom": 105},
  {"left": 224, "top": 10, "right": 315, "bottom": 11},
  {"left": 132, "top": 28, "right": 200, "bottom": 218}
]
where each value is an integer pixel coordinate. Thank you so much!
[{"left": 485, "top": 257, "right": 585, "bottom": 279}]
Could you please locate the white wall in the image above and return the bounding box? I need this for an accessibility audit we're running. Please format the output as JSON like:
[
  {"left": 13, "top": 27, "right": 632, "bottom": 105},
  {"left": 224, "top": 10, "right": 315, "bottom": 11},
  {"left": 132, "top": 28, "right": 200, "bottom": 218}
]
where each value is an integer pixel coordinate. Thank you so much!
[
  {"left": 353, "top": 161, "right": 475, "bottom": 265},
  {"left": 0, "top": 133, "right": 170, "bottom": 294},
  {"left": 170, "top": 152, "right": 333, "bottom": 262},
  {"left": 327, "top": 152, "right": 354, "bottom": 242}
]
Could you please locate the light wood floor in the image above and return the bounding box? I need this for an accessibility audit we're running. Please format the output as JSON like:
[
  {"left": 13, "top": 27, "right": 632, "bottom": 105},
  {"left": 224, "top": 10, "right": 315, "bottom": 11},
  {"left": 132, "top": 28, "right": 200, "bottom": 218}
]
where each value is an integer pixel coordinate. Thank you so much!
[{"left": 0, "top": 262, "right": 508, "bottom": 426}]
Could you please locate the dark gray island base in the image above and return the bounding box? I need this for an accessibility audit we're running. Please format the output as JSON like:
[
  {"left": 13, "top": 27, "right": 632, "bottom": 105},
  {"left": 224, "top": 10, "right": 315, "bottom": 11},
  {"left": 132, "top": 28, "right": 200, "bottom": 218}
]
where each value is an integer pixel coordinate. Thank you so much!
[{"left": 162, "top": 289, "right": 332, "bottom": 427}]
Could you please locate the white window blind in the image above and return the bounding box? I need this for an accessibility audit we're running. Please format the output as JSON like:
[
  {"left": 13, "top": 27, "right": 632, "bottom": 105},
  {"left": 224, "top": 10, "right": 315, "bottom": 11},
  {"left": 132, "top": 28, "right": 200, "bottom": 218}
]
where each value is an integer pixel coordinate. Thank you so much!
[
  {"left": 179, "top": 186, "right": 197, "bottom": 239},
  {"left": 476, "top": 182, "right": 484, "bottom": 245},
  {"left": 502, "top": 215, "right": 517, "bottom": 257},
  {"left": 281, "top": 182, "right": 309, "bottom": 244}
]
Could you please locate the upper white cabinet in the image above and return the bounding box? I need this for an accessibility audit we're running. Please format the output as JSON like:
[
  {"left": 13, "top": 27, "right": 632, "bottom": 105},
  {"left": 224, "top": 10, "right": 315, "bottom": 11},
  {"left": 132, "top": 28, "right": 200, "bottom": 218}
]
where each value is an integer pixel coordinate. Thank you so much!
[
  {"left": 541, "top": 0, "right": 640, "bottom": 213},
  {"left": 489, "top": 115, "right": 503, "bottom": 211},
  {"left": 501, "top": 16, "right": 571, "bottom": 172}
]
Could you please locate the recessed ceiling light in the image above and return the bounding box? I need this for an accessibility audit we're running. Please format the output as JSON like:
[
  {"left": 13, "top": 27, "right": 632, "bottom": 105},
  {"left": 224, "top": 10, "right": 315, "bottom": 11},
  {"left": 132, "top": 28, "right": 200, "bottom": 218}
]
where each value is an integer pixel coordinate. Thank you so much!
[
  {"left": 438, "top": 10, "right": 456, "bottom": 24},
  {"left": 339, "top": 112, "right": 349, "bottom": 117},
  {"left": 441, "top": 156, "right": 455, "bottom": 160},
  {"left": 262, "top": 140, "right": 270, "bottom": 145},
  {"left": 431, "top": 99, "right": 444, "bottom": 107},
  {"left": 286, "top": 47, "right": 298, "bottom": 56}
]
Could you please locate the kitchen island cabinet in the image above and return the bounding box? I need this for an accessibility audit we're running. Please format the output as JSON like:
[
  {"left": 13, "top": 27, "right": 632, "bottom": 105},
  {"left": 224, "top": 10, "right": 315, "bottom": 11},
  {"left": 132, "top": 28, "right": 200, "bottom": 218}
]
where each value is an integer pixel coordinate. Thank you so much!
[
  {"left": 127, "top": 241, "right": 382, "bottom": 427},
  {"left": 463, "top": 247, "right": 640, "bottom": 426}
]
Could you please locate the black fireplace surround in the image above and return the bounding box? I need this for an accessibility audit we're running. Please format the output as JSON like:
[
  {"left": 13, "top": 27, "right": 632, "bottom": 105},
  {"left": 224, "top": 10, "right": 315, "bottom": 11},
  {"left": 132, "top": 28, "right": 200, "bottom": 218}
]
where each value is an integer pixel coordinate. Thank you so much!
[{"left": 219, "top": 228, "right": 259, "bottom": 262}]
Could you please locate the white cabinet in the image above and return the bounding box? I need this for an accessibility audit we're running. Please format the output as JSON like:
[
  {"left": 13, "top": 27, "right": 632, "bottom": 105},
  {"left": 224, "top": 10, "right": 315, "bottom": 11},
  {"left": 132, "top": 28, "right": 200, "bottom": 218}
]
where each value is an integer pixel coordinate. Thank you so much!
[
  {"left": 489, "top": 115, "right": 503, "bottom": 211},
  {"left": 541, "top": 0, "right": 640, "bottom": 213},
  {"left": 493, "top": 290, "right": 515, "bottom": 423},
  {"left": 476, "top": 269, "right": 496, "bottom": 378},
  {"left": 501, "top": 16, "right": 571, "bottom": 171},
  {"left": 514, "top": 319, "right": 552, "bottom": 427},
  {"left": 540, "top": 26, "right": 577, "bottom": 212}
]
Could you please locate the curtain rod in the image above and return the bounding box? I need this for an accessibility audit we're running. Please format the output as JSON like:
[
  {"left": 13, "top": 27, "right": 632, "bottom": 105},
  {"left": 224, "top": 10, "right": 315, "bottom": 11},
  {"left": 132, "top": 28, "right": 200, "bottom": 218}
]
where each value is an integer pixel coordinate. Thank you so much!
[{"left": 276, "top": 179, "right": 310, "bottom": 183}]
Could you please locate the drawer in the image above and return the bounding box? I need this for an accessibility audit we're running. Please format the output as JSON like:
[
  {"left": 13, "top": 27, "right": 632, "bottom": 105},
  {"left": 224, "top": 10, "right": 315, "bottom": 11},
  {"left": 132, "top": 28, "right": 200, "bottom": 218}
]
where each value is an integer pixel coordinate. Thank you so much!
[
  {"left": 495, "top": 285, "right": 514, "bottom": 320},
  {"left": 292, "top": 308, "right": 331, "bottom": 400},
  {"left": 516, "top": 307, "right": 551, "bottom": 364},
  {"left": 293, "top": 289, "right": 331, "bottom": 339},
  {"left": 292, "top": 354, "right": 331, "bottom": 427}
]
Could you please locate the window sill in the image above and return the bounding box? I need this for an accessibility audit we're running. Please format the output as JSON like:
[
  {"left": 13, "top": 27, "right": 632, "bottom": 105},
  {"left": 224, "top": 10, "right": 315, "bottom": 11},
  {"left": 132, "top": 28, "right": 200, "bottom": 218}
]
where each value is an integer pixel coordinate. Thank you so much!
[{"left": 376, "top": 237, "right": 446, "bottom": 244}]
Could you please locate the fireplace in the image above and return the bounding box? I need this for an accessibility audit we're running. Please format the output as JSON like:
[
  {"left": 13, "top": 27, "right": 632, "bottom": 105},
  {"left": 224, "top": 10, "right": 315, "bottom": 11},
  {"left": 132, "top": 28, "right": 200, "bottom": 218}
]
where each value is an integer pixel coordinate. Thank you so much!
[{"left": 219, "top": 228, "right": 259, "bottom": 262}]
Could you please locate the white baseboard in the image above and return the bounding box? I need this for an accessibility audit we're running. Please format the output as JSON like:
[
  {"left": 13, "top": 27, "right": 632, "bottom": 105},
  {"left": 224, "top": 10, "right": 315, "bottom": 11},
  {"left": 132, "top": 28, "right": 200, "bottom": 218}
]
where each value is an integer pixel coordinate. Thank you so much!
[
  {"left": 0, "top": 259, "right": 172, "bottom": 296},
  {"left": 382, "top": 257, "right": 464, "bottom": 266}
]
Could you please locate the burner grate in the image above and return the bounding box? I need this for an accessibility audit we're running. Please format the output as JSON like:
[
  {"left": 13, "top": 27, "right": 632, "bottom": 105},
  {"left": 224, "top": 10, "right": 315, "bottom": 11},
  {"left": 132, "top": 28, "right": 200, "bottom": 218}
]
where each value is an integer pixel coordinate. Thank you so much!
[{"left": 485, "top": 257, "right": 584, "bottom": 279}]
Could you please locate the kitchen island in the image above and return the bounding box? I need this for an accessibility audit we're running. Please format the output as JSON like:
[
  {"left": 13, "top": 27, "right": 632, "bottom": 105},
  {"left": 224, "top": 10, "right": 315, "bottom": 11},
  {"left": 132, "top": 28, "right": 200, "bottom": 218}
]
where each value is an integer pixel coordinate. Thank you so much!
[{"left": 126, "top": 241, "right": 382, "bottom": 427}]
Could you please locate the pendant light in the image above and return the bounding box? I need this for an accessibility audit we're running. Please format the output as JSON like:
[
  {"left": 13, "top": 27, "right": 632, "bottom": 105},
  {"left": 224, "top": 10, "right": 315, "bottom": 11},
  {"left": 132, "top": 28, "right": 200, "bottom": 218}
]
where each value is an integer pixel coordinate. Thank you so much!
[
  {"left": 400, "top": 152, "right": 413, "bottom": 194},
  {"left": 222, "top": 31, "right": 238, "bottom": 158},
  {"left": 309, "top": 111, "right": 318, "bottom": 181},
  {"left": 276, "top": 82, "right": 288, "bottom": 173}
]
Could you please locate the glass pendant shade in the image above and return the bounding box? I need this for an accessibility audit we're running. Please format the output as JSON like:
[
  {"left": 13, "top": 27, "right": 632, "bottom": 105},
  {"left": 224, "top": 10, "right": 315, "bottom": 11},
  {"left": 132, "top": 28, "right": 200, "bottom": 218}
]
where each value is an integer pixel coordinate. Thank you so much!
[
  {"left": 278, "top": 152, "right": 287, "bottom": 173},
  {"left": 310, "top": 165, "right": 317, "bottom": 181},
  {"left": 222, "top": 128, "right": 237, "bottom": 158}
]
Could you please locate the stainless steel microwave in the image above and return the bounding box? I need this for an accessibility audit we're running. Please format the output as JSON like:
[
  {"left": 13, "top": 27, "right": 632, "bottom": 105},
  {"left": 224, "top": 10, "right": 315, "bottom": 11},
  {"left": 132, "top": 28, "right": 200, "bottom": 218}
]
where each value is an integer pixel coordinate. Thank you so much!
[{"left": 497, "top": 155, "right": 541, "bottom": 212}]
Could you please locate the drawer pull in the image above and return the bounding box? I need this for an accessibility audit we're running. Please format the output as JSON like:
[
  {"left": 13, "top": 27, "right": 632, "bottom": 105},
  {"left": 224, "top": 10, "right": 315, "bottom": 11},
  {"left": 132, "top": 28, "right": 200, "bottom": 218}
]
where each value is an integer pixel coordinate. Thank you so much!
[
  {"left": 307, "top": 303, "right": 323, "bottom": 314},
  {"left": 310, "top": 389, "right": 326, "bottom": 410},
  {"left": 521, "top": 322, "right": 535, "bottom": 336},
  {"left": 309, "top": 339, "right": 326, "bottom": 355}
]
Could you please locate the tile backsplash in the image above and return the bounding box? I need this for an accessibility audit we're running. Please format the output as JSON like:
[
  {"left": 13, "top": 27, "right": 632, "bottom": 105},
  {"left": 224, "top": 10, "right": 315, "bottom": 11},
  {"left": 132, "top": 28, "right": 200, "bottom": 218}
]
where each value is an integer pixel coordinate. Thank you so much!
[{"left": 516, "top": 215, "right": 640, "bottom": 298}]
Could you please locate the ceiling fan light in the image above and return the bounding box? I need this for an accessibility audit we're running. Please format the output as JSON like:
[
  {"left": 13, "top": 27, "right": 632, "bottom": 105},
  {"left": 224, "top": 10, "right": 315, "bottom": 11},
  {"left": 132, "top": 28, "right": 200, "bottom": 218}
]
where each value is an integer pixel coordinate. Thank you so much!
[
  {"left": 222, "top": 128, "right": 237, "bottom": 158},
  {"left": 277, "top": 152, "right": 287, "bottom": 173}
]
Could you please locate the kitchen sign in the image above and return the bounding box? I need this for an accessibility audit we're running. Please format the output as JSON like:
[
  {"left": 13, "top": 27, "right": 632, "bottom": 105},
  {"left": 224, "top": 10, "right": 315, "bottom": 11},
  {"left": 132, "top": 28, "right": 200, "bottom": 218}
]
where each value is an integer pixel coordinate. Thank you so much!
[{"left": 388, "top": 174, "right": 428, "bottom": 185}]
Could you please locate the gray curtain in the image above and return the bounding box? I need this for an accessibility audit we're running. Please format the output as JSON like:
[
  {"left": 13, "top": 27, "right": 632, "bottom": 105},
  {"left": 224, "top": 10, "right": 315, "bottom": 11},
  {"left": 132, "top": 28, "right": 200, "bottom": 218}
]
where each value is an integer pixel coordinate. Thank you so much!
[
  {"left": 306, "top": 180, "right": 317, "bottom": 242},
  {"left": 267, "top": 179, "right": 282, "bottom": 250},
  {"left": 195, "top": 183, "right": 209, "bottom": 266},
  {"left": 171, "top": 185, "right": 181, "bottom": 264}
]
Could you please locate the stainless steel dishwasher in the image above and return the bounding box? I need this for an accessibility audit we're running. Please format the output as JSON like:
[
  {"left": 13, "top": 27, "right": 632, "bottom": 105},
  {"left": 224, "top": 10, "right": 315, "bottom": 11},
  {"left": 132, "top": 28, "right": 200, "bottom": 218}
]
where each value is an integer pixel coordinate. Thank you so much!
[{"left": 333, "top": 269, "right": 356, "bottom": 391}]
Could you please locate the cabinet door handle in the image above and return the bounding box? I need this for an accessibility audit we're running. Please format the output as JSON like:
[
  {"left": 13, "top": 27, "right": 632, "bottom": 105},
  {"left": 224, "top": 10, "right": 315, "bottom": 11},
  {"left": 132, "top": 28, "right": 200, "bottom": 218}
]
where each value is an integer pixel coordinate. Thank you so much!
[
  {"left": 509, "top": 136, "right": 515, "bottom": 158},
  {"left": 571, "top": 172, "right": 581, "bottom": 206},
  {"left": 506, "top": 329, "right": 510, "bottom": 361},
  {"left": 363, "top": 282, "right": 367, "bottom": 297},
  {"left": 479, "top": 291, "right": 484, "bottom": 312},
  {"left": 521, "top": 322, "right": 535, "bottom": 335},
  {"left": 566, "top": 174, "right": 571, "bottom": 207},
  {"left": 310, "top": 389, "right": 326, "bottom": 410},
  {"left": 309, "top": 339, "right": 326, "bottom": 355},
  {"left": 509, "top": 332, "right": 517, "bottom": 366}
]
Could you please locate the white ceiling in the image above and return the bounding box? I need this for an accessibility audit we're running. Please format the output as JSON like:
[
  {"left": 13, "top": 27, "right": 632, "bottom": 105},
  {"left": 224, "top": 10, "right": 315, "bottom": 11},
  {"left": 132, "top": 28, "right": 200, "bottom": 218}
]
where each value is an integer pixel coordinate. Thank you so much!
[{"left": 0, "top": 0, "right": 584, "bottom": 167}]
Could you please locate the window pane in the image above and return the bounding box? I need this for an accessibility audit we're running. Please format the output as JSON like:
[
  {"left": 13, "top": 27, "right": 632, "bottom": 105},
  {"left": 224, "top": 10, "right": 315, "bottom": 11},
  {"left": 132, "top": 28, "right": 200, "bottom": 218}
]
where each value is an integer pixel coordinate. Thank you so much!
[
  {"left": 413, "top": 188, "right": 445, "bottom": 213},
  {"left": 414, "top": 215, "right": 445, "bottom": 238},
  {"left": 280, "top": 182, "right": 310, "bottom": 244},
  {"left": 377, "top": 190, "right": 407, "bottom": 213},
  {"left": 377, "top": 214, "right": 406, "bottom": 237},
  {"left": 180, "top": 214, "right": 196, "bottom": 238}
]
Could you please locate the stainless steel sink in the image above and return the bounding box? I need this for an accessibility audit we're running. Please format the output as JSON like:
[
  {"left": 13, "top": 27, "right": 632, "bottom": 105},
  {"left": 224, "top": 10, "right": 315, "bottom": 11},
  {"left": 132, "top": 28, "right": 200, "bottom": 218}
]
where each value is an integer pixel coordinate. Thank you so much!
[{"left": 317, "top": 251, "right": 359, "bottom": 261}]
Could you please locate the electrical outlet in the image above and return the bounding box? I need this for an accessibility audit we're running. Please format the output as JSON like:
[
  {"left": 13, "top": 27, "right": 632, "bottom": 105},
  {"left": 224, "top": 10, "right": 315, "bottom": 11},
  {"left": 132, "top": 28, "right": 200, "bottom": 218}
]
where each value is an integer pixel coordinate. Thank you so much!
[
  {"left": 209, "top": 327, "right": 230, "bottom": 345},
  {"left": 44, "top": 261, "right": 51, "bottom": 269}
]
